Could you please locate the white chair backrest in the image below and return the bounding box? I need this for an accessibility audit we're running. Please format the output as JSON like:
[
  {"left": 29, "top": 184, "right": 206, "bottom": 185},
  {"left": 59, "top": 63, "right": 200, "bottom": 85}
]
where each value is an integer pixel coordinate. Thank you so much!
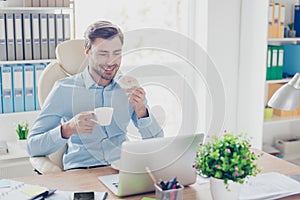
[
  {"left": 38, "top": 39, "right": 88, "bottom": 106},
  {"left": 34, "top": 39, "right": 87, "bottom": 172}
]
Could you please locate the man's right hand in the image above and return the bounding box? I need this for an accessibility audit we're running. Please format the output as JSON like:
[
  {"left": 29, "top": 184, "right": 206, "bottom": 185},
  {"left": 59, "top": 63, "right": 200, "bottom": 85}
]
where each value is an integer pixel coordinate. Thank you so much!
[{"left": 61, "top": 112, "right": 96, "bottom": 139}]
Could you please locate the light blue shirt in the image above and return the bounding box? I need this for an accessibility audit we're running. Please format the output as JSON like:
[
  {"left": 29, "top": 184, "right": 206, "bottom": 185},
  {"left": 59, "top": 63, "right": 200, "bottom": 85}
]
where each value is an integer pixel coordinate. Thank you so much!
[{"left": 27, "top": 67, "right": 164, "bottom": 170}]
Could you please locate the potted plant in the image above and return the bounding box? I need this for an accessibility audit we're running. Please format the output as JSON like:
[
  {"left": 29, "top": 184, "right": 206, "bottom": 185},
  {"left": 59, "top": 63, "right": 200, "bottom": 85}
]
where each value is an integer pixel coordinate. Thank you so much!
[
  {"left": 194, "top": 132, "right": 261, "bottom": 200},
  {"left": 16, "top": 122, "right": 29, "bottom": 140}
]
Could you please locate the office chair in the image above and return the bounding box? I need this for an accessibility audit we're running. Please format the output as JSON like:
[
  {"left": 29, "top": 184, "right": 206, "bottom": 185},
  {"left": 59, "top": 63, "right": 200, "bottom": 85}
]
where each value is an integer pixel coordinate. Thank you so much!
[{"left": 29, "top": 39, "right": 88, "bottom": 174}]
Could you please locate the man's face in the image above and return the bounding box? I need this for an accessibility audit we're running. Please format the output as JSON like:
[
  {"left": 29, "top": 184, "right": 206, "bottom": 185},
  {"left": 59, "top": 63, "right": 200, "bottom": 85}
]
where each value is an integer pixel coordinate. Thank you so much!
[{"left": 87, "top": 37, "right": 122, "bottom": 84}]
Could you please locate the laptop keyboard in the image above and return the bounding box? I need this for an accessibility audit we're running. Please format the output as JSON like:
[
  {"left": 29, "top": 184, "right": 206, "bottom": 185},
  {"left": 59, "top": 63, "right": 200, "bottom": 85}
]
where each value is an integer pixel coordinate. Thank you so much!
[{"left": 112, "top": 182, "right": 119, "bottom": 188}]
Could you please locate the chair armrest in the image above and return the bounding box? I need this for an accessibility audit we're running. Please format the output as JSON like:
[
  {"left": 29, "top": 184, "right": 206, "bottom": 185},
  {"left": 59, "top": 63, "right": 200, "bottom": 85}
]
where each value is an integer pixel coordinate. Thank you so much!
[{"left": 29, "top": 157, "right": 63, "bottom": 174}]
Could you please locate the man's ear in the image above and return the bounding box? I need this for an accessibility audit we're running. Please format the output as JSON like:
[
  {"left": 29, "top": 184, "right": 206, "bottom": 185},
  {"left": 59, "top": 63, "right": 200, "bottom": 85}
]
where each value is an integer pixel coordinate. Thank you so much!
[{"left": 85, "top": 48, "right": 90, "bottom": 55}]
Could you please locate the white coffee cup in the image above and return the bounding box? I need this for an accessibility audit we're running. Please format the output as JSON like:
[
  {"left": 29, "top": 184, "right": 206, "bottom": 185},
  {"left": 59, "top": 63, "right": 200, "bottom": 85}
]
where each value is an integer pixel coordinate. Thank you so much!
[{"left": 94, "top": 107, "right": 114, "bottom": 126}]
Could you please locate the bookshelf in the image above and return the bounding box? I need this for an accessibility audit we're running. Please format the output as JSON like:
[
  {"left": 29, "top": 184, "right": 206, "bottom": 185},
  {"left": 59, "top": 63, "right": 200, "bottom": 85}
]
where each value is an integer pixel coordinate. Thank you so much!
[
  {"left": 263, "top": 0, "right": 300, "bottom": 165},
  {"left": 0, "top": 4, "right": 75, "bottom": 177}
]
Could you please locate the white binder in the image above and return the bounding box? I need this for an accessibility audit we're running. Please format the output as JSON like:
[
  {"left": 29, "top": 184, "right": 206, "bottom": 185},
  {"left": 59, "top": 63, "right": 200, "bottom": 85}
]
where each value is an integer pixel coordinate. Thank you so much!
[
  {"left": 48, "top": 13, "right": 56, "bottom": 58},
  {"left": 0, "top": 13, "right": 7, "bottom": 61},
  {"left": 23, "top": 13, "right": 33, "bottom": 60},
  {"left": 40, "top": 13, "right": 48, "bottom": 59},
  {"left": 14, "top": 13, "right": 24, "bottom": 60},
  {"left": 31, "top": 13, "right": 41, "bottom": 59},
  {"left": 63, "top": 13, "right": 70, "bottom": 41},
  {"left": 56, "top": 14, "right": 63, "bottom": 45},
  {"left": 5, "top": 13, "right": 15, "bottom": 61}
]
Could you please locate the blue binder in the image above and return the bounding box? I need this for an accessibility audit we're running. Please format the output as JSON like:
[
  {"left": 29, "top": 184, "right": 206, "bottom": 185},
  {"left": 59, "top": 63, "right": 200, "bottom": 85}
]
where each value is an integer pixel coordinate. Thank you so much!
[
  {"left": 283, "top": 44, "right": 300, "bottom": 77},
  {"left": 34, "top": 63, "right": 46, "bottom": 110},
  {"left": 294, "top": 5, "right": 300, "bottom": 37},
  {"left": 0, "top": 65, "right": 3, "bottom": 113},
  {"left": 24, "top": 64, "right": 35, "bottom": 111},
  {"left": 2, "top": 65, "right": 13, "bottom": 113},
  {"left": 12, "top": 64, "right": 25, "bottom": 112}
]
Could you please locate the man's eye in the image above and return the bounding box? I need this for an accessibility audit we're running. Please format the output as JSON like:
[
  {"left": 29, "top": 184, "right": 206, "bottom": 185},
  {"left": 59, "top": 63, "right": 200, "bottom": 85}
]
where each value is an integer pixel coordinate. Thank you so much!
[{"left": 98, "top": 53, "right": 107, "bottom": 56}]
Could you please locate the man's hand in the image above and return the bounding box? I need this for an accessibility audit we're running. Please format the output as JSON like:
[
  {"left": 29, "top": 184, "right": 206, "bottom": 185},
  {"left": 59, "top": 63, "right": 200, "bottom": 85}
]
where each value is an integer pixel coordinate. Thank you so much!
[
  {"left": 127, "top": 86, "right": 148, "bottom": 118},
  {"left": 61, "top": 112, "right": 96, "bottom": 139}
]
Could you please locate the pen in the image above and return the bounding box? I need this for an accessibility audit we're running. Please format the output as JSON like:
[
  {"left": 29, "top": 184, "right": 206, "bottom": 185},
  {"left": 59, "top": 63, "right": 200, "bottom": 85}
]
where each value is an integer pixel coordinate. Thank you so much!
[
  {"left": 168, "top": 177, "right": 177, "bottom": 190},
  {"left": 145, "top": 166, "right": 157, "bottom": 184},
  {"left": 30, "top": 189, "right": 56, "bottom": 200}
]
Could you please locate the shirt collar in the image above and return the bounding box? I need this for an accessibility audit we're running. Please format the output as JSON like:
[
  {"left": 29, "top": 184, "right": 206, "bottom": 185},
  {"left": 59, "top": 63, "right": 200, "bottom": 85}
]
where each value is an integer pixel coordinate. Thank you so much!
[{"left": 82, "top": 66, "right": 119, "bottom": 90}]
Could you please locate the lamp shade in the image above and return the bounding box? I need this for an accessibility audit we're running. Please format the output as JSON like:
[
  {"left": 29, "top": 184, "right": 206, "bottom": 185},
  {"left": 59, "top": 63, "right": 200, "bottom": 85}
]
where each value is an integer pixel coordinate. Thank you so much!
[{"left": 268, "top": 73, "right": 300, "bottom": 110}]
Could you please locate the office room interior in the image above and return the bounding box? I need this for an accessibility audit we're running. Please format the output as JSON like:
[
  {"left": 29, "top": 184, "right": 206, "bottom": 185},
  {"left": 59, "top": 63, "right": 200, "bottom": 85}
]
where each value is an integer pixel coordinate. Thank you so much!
[{"left": 0, "top": 0, "right": 300, "bottom": 188}]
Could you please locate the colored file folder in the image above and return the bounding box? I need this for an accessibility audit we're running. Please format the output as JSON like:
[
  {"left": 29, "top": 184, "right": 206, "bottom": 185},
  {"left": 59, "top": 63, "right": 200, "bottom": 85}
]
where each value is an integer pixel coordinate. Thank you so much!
[
  {"left": 0, "top": 66, "right": 3, "bottom": 113},
  {"left": 34, "top": 63, "right": 46, "bottom": 110},
  {"left": 6, "top": 13, "right": 15, "bottom": 61},
  {"left": 268, "top": 3, "right": 276, "bottom": 38},
  {"left": 277, "top": 46, "right": 284, "bottom": 80},
  {"left": 2, "top": 65, "right": 14, "bottom": 113},
  {"left": 0, "top": 13, "right": 7, "bottom": 61},
  {"left": 14, "top": 13, "right": 24, "bottom": 60},
  {"left": 273, "top": 3, "right": 280, "bottom": 38},
  {"left": 295, "top": 5, "right": 300, "bottom": 38},
  {"left": 23, "top": 13, "right": 33, "bottom": 60},
  {"left": 271, "top": 46, "right": 278, "bottom": 80},
  {"left": 278, "top": 4, "right": 285, "bottom": 38},
  {"left": 266, "top": 46, "right": 272, "bottom": 80},
  {"left": 12, "top": 64, "right": 25, "bottom": 112},
  {"left": 24, "top": 64, "right": 35, "bottom": 111}
]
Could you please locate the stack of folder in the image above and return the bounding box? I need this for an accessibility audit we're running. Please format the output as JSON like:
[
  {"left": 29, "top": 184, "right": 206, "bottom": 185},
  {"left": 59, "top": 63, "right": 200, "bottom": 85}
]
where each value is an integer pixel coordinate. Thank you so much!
[
  {"left": 24, "top": 0, "right": 70, "bottom": 7},
  {"left": 0, "top": 62, "right": 48, "bottom": 113},
  {"left": 266, "top": 45, "right": 284, "bottom": 80},
  {"left": 0, "top": 10, "right": 71, "bottom": 61},
  {"left": 268, "top": 2, "right": 285, "bottom": 38}
]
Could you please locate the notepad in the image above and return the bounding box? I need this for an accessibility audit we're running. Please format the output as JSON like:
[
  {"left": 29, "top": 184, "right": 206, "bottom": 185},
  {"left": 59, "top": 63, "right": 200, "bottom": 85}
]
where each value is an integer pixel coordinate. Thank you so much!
[{"left": 0, "top": 179, "right": 108, "bottom": 200}]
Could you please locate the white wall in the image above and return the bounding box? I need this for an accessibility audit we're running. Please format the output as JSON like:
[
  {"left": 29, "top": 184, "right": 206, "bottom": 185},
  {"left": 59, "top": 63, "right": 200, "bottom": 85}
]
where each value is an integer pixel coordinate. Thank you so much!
[
  {"left": 206, "top": 0, "right": 241, "bottom": 134},
  {"left": 74, "top": 0, "right": 209, "bottom": 136},
  {"left": 238, "top": 0, "right": 268, "bottom": 148},
  {"left": 207, "top": 0, "right": 268, "bottom": 148}
]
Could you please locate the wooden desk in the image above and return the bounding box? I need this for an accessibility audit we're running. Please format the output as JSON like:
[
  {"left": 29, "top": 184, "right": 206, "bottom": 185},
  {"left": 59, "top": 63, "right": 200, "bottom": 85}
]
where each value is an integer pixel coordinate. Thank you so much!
[{"left": 14, "top": 152, "right": 300, "bottom": 200}]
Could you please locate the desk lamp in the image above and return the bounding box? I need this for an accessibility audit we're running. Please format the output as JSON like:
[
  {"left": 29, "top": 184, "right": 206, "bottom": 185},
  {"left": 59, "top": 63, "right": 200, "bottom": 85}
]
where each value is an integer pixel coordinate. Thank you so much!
[{"left": 268, "top": 73, "right": 300, "bottom": 110}]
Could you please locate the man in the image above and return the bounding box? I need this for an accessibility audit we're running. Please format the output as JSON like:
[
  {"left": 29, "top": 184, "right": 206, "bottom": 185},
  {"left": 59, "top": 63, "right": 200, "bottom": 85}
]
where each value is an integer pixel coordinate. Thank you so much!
[{"left": 27, "top": 21, "right": 164, "bottom": 170}]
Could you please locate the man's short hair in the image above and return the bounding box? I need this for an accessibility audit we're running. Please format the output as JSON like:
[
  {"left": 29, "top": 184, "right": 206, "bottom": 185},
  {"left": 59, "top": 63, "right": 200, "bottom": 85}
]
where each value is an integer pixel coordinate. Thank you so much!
[{"left": 84, "top": 20, "right": 124, "bottom": 50}]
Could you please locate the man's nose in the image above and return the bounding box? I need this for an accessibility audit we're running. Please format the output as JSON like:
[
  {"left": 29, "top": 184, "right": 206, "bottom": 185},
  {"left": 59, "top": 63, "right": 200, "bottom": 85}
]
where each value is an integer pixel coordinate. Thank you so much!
[{"left": 106, "top": 54, "right": 119, "bottom": 65}]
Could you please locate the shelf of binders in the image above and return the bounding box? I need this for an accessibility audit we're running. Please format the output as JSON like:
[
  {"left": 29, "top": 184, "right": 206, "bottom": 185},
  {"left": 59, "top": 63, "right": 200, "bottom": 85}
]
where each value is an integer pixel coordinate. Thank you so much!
[
  {"left": 0, "top": 61, "right": 49, "bottom": 114},
  {"left": 0, "top": 7, "right": 74, "bottom": 61}
]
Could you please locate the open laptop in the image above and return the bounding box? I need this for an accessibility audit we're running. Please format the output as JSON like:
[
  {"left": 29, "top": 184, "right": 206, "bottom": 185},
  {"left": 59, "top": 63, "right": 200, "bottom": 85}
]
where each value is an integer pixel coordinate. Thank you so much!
[{"left": 98, "top": 133, "right": 204, "bottom": 197}]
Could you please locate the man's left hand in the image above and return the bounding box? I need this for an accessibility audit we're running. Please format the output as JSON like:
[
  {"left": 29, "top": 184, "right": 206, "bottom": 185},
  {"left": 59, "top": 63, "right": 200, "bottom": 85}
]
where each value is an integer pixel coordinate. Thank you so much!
[{"left": 127, "top": 86, "right": 148, "bottom": 118}]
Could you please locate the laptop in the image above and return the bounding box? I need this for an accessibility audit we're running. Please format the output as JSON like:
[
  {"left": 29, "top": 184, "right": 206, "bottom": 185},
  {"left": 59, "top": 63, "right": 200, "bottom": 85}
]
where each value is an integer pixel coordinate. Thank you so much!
[{"left": 98, "top": 133, "right": 204, "bottom": 197}]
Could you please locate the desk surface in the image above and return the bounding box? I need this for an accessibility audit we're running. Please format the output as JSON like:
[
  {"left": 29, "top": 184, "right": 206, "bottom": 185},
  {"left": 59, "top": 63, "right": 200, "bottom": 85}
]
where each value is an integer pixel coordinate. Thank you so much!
[{"left": 14, "top": 152, "right": 300, "bottom": 200}]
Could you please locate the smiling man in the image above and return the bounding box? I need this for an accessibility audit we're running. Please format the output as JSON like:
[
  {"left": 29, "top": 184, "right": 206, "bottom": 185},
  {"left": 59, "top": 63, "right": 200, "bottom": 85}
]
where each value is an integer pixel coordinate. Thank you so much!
[{"left": 27, "top": 21, "right": 164, "bottom": 171}]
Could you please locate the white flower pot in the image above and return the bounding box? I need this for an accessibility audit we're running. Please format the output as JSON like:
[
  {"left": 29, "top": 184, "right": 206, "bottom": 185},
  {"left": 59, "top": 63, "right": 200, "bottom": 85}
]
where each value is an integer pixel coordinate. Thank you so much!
[{"left": 210, "top": 177, "right": 241, "bottom": 200}]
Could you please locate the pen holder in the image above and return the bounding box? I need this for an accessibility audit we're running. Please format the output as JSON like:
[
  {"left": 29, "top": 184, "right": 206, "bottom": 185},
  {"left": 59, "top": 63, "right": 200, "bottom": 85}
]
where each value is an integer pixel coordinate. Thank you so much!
[{"left": 154, "top": 183, "right": 183, "bottom": 200}]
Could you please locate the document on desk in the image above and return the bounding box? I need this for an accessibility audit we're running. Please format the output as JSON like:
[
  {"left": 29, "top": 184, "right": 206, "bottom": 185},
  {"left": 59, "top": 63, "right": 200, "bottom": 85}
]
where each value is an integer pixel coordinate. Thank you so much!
[
  {"left": 0, "top": 179, "right": 107, "bottom": 200},
  {"left": 239, "top": 172, "right": 300, "bottom": 200}
]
